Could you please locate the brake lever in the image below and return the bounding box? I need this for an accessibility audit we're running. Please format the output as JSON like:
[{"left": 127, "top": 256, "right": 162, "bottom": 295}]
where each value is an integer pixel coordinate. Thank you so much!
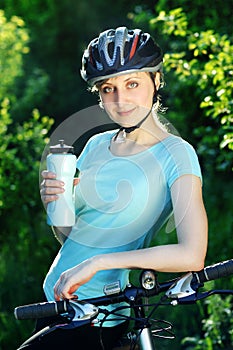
[
  {"left": 167, "top": 289, "right": 233, "bottom": 306},
  {"left": 165, "top": 272, "right": 197, "bottom": 300}
]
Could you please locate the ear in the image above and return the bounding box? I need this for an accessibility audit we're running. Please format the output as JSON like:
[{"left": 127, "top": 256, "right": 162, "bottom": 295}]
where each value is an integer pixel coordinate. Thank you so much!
[{"left": 154, "top": 72, "right": 161, "bottom": 91}]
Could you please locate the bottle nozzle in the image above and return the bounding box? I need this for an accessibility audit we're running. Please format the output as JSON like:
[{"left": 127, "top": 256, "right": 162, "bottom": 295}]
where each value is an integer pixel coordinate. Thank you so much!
[{"left": 49, "top": 140, "right": 74, "bottom": 154}]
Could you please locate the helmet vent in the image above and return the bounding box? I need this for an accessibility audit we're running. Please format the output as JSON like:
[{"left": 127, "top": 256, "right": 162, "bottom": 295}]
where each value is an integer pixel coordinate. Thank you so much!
[
  {"left": 81, "top": 27, "right": 163, "bottom": 85},
  {"left": 108, "top": 42, "right": 115, "bottom": 60}
]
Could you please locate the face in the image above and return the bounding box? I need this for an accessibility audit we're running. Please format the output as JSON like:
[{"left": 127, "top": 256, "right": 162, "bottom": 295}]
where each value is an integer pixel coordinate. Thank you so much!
[{"left": 98, "top": 72, "right": 159, "bottom": 127}]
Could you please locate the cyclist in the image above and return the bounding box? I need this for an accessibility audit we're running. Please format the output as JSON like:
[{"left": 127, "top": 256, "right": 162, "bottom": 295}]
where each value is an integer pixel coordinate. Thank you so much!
[{"left": 20, "top": 27, "right": 208, "bottom": 349}]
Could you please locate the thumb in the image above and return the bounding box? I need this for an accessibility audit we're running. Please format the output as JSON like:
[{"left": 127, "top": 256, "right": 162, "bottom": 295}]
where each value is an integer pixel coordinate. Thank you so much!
[{"left": 73, "top": 178, "right": 80, "bottom": 186}]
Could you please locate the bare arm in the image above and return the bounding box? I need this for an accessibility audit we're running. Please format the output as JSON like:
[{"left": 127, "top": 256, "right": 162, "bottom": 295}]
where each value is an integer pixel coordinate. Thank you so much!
[
  {"left": 95, "top": 175, "right": 208, "bottom": 272},
  {"left": 54, "top": 175, "right": 208, "bottom": 299}
]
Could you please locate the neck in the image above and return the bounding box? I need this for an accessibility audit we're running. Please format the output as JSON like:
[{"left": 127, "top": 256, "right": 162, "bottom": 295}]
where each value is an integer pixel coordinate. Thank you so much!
[
  {"left": 111, "top": 117, "right": 170, "bottom": 156},
  {"left": 126, "top": 117, "right": 168, "bottom": 146}
]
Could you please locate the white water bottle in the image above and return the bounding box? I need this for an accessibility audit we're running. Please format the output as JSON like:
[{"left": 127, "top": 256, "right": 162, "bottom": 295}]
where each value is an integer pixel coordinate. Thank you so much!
[{"left": 46, "top": 140, "right": 77, "bottom": 227}]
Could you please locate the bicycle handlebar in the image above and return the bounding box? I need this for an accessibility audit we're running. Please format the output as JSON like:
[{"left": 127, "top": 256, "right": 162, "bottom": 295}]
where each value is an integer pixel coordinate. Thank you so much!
[
  {"left": 193, "top": 259, "right": 233, "bottom": 283},
  {"left": 14, "top": 300, "right": 70, "bottom": 320},
  {"left": 14, "top": 259, "right": 233, "bottom": 321}
]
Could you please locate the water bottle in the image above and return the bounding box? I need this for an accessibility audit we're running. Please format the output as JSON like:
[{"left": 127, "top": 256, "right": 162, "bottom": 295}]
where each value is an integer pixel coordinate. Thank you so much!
[{"left": 46, "top": 140, "right": 77, "bottom": 227}]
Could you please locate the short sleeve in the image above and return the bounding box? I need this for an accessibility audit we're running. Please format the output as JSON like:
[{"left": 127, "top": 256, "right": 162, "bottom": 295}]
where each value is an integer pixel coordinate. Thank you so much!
[{"left": 163, "top": 137, "right": 202, "bottom": 188}]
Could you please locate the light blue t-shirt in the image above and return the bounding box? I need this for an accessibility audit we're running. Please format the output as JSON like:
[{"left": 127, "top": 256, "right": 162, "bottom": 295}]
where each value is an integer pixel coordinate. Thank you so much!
[{"left": 43, "top": 131, "right": 202, "bottom": 326}]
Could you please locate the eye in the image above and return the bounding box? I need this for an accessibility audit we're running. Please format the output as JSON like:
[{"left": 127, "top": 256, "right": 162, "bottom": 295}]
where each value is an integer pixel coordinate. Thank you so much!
[
  {"left": 101, "top": 86, "right": 114, "bottom": 94},
  {"left": 128, "top": 81, "right": 138, "bottom": 89}
]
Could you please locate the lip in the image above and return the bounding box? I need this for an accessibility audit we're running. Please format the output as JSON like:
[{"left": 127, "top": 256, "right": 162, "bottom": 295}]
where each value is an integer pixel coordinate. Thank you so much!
[{"left": 116, "top": 107, "right": 137, "bottom": 117}]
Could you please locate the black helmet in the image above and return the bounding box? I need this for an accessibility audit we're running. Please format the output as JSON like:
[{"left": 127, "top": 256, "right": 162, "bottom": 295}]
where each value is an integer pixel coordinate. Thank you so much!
[{"left": 81, "top": 26, "right": 163, "bottom": 86}]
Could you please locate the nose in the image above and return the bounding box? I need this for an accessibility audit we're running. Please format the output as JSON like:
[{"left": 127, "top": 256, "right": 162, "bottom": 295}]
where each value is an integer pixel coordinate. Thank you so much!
[{"left": 114, "top": 88, "right": 130, "bottom": 107}]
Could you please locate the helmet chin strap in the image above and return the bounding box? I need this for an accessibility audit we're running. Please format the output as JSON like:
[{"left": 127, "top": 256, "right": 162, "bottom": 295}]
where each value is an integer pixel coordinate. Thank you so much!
[
  {"left": 114, "top": 82, "right": 157, "bottom": 143},
  {"left": 114, "top": 107, "right": 152, "bottom": 143}
]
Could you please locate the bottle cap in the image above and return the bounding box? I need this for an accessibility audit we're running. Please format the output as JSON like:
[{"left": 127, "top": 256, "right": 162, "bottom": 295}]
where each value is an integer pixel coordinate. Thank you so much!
[{"left": 49, "top": 140, "right": 74, "bottom": 154}]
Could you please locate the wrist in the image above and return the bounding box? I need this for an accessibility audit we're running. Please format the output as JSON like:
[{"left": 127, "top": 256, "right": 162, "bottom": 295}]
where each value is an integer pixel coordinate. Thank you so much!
[{"left": 91, "top": 254, "right": 110, "bottom": 273}]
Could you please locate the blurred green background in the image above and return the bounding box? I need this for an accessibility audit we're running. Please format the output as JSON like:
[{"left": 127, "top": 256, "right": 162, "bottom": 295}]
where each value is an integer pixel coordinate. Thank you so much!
[{"left": 0, "top": 0, "right": 232, "bottom": 349}]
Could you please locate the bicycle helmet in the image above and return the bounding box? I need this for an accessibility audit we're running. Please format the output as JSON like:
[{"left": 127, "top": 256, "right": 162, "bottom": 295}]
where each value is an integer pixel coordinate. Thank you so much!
[{"left": 81, "top": 26, "right": 163, "bottom": 86}]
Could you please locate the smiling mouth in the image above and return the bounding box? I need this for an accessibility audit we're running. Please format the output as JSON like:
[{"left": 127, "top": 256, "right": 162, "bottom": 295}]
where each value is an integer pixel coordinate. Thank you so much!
[{"left": 116, "top": 107, "right": 137, "bottom": 117}]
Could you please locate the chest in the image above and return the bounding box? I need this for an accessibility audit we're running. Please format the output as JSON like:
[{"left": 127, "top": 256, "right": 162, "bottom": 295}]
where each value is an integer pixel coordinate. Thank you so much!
[{"left": 75, "top": 146, "right": 170, "bottom": 215}]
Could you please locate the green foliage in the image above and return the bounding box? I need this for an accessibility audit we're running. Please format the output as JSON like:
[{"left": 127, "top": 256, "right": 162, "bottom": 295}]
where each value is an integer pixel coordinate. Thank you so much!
[
  {"left": 149, "top": 8, "right": 233, "bottom": 172},
  {"left": 0, "top": 99, "right": 56, "bottom": 349},
  {"left": 0, "top": 10, "right": 29, "bottom": 101},
  {"left": 0, "top": 10, "right": 56, "bottom": 349},
  {"left": 131, "top": 6, "right": 233, "bottom": 171},
  {"left": 151, "top": 8, "right": 188, "bottom": 37},
  {"left": 10, "top": 66, "right": 50, "bottom": 123},
  {"left": 0, "top": 9, "right": 49, "bottom": 123},
  {"left": 155, "top": 0, "right": 232, "bottom": 35},
  {"left": 0, "top": 103, "right": 53, "bottom": 215},
  {"left": 182, "top": 292, "right": 233, "bottom": 349},
  {"left": 0, "top": 0, "right": 147, "bottom": 122}
]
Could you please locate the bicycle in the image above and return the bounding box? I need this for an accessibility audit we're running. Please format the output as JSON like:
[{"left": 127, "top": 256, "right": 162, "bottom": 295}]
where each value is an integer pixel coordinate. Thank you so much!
[{"left": 14, "top": 259, "right": 233, "bottom": 350}]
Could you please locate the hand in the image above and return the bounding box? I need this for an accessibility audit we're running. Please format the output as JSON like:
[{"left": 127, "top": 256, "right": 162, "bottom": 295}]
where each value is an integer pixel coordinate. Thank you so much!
[
  {"left": 40, "top": 170, "right": 80, "bottom": 204},
  {"left": 40, "top": 170, "right": 64, "bottom": 204},
  {"left": 54, "top": 257, "right": 98, "bottom": 300}
]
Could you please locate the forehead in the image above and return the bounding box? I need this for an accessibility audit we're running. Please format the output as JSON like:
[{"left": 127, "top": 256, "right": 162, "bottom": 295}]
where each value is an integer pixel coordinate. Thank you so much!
[{"left": 104, "top": 71, "right": 149, "bottom": 84}]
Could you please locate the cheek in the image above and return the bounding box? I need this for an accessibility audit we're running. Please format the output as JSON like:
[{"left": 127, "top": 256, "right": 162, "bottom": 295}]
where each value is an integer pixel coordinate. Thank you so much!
[
  {"left": 99, "top": 96, "right": 115, "bottom": 118},
  {"left": 136, "top": 79, "right": 155, "bottom": 107},
  {"left": 138, "top": 89, "right": 154, "bottom": 107},
  {"left": 99, "top": 93, "right": 114, "bottom": 108}
]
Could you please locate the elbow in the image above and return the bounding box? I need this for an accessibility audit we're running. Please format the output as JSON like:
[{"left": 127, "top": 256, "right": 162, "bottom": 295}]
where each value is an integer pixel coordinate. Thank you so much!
[
  {"left": 186, "top": 255, "right": 206, "bottom": 272},
  {"left": 190, "top": 260, "right": 205, "bottom": 272},
  {"left": 183, "top": 239, "right": 207, "bottom": 272}
]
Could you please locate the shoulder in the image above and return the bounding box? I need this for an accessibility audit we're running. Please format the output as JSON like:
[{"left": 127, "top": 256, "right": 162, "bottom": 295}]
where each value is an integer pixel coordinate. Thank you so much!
[
  {"left": 159, "top": 135, "right": 202, "bottom": 187},
  {"left": 76, "top": 129, "right": 117, "bottom": 167},
  {"left": 87, "top": 129, "right": 117, "bottom": 145},
  {"left": 159, "top": 134, "right": 199, "bottom": 160},
  {"left": 162, "top": 134, "right": 196, "bottom": 150},
  {"left": 79, "top": 129, "right": 117, "bottom": 153}
]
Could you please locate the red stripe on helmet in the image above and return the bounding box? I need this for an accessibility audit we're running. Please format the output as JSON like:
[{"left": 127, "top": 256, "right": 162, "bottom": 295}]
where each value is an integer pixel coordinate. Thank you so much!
[{"left": 129, "top": 34, "right": 139, "bottom": 60}]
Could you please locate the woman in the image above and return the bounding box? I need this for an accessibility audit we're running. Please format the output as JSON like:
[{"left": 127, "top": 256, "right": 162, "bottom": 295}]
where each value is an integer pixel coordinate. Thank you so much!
[{"left": 21, "top": 27, "right": 208, "bottom": 349}]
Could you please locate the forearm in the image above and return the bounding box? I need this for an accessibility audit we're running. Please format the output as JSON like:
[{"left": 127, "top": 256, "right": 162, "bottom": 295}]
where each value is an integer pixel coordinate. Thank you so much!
[{"left": 95, "top": 243, "right": 206, "bottom": 274}]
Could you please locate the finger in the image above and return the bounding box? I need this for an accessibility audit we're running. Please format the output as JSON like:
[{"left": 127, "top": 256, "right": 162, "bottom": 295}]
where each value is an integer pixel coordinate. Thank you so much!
[
  {"left": 73, "top": 178, "right": 80, "bottom": 186},
  {"left": 41, "top": 194, "right": 59, "bottom": 204},
  {"left": 41, "top": 179, "right": 64, "bottom": 188},
  {"left": 54, "top": 275, "right": 70, "bottom": 301},
  {"left": 60, "top": 290, "right": 78, "bottom": 300},
  {"left": 54, "top": 276, "right": 79, "bottom": 301},
  {"left": 40, "top": 182, "right": 64, "bottom": 201},
  {"left": 40, "top": 186, "right": 64, "bottom": 198},
  {"left": 54, "top": 280, "right": 62, "bottom": 301},
  {"left": 41, "top": 179, "right": 65, "bottom": 189},
  {"left": 54, "top": 286, "right": 73, "bottom": 301},
  {"left": 41, "top": 170, "right": 57, "bottom": 179},
  {"left": 70, "top": 294, "right": 78, "bottom": 300}
]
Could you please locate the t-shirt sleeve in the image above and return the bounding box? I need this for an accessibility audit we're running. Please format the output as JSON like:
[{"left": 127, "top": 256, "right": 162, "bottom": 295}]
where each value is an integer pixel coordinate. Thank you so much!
[{"left": 165, "top": 138, "right": 202, "bottom": 188}]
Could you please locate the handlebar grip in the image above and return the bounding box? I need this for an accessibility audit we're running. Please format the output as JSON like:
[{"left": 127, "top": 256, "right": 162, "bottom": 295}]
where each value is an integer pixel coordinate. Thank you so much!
[
  {"left": 194, "top": 259, "right": 233, "bottom": 283},
  {"left": 14, "top": 300, "right": 69, "bottom": 320}
]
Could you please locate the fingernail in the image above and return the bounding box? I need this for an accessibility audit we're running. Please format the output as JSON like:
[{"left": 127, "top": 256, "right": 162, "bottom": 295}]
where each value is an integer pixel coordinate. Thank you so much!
[{"left": 71, "top": 295, "right": 78, "bottom": 300}]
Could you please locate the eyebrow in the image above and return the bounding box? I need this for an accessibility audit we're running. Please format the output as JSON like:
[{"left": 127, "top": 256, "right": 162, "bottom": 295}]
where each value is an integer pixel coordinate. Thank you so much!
[
  {"left": 103, "top": 75, "right": 142, "bottom": 85},
  {"left": 124, "top": 76, "right": 142, "bottom": 81}
]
